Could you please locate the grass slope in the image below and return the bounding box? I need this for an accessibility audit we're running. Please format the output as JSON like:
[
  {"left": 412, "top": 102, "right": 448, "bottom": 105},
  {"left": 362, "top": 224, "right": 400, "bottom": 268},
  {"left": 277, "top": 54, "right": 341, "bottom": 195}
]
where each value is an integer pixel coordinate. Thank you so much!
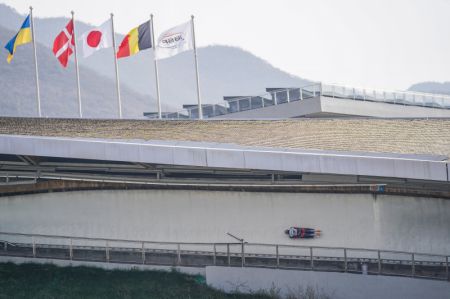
[{"left": 0, "top": 262, "right": 269, "bottom": 299}]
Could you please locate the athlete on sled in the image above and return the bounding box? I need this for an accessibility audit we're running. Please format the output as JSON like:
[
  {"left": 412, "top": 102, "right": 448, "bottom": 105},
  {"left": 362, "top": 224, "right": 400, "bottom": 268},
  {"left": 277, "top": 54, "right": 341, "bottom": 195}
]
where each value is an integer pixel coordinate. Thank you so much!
[{"left": 284, "top": 227, "right": 321, "bottom": 239}]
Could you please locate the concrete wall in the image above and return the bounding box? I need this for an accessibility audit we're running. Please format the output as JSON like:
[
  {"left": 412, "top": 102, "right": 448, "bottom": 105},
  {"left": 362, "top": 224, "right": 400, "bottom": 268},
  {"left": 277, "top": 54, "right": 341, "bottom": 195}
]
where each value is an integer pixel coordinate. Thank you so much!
[
  {"left": 1, "top": 135, "right": 447, "bottom": 182},
  {"left": 0, "top": 190, "right": 449, "bottom": 255},
  {"left": 206, "top": 266, "right": 450, "bottom": 299}
]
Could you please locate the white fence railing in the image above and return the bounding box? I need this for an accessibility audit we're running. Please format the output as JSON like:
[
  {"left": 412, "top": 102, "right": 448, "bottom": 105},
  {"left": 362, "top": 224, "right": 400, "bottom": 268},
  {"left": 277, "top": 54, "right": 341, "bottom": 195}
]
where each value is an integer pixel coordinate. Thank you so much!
[{"left": 322, "top": 83, "right": 450, "bottom": 109}]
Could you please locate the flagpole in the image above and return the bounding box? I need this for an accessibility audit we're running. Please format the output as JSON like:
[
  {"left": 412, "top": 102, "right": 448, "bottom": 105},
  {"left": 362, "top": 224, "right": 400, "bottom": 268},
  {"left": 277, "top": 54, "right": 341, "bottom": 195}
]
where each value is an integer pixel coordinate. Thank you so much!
[
  {"left": 29, "top": 6, "right": 41, "bottom": 117},
  {"left": 71, "top": 11, "right": 82, "bottom": 118},
  {"left": 190, "top": 15, "right": 202, "bottom": 120},
  {"left": 150, "top": 14, "right": 162, "bottom": 119},
  {"left": 110, "top": 13, "right": 122, "bottom": 119}
]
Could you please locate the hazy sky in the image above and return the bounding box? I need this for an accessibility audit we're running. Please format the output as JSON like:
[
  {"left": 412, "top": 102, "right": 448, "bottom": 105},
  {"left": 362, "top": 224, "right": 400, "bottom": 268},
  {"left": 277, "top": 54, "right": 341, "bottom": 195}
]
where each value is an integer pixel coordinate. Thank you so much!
[{"left": 3, "top": 0, "right": 450, "bottom": 90}]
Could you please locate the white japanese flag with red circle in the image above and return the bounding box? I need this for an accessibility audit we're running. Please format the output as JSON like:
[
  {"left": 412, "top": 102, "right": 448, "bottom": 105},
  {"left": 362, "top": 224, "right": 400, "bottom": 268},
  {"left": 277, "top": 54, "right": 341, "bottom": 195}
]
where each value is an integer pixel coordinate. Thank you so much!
[{"left": 79, "top": 20, "right": 112, "bottom": 58}]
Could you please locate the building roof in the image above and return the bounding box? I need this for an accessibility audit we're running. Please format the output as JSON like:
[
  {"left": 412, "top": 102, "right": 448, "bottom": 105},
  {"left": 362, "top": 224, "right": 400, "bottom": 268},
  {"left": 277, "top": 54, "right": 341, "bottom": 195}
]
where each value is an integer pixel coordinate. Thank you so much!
[{"left": 0, "top": 118, "right": 449, "bottom": 160}]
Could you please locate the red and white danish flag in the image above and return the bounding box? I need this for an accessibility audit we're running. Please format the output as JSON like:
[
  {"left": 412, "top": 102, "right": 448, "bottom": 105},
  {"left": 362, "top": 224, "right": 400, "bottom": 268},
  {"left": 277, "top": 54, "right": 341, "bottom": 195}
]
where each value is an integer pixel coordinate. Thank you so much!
[{"left": 53, "top": 20, "right": 75, "bottom": 68}]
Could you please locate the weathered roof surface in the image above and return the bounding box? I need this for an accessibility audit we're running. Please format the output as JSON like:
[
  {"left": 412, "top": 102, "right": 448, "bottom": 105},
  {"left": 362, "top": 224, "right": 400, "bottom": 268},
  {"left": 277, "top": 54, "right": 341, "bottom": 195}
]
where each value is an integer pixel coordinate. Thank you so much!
[{"left": 0, "top": 118, "right": 449, "bottom": 159}]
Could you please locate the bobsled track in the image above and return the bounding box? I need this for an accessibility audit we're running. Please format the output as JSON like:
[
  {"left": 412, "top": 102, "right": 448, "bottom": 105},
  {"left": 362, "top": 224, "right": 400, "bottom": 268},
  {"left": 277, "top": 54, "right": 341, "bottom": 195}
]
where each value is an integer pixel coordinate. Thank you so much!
[
  {"left": 0, "top": 118, "right": 449, "bottom": 288},
  {"left": 0, "top": 189, "right": 449, "bottom": 281},
  {"left": 2, "top": 190, "right": 450, "bottom": 253}
]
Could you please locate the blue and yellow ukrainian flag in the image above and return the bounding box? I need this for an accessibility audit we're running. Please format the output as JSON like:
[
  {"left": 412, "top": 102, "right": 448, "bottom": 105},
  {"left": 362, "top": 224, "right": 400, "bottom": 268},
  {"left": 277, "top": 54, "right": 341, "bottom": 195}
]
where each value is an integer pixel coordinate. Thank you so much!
[{"left": 4, "top": 15, "right": 32, "bottom": 63}]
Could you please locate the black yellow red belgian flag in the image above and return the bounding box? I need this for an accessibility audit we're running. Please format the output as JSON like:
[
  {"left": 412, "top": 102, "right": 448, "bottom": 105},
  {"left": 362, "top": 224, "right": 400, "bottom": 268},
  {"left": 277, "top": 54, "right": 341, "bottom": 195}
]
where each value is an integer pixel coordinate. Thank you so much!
[{"left": 117, "top": 21, "right": 151, "bottom": 58}]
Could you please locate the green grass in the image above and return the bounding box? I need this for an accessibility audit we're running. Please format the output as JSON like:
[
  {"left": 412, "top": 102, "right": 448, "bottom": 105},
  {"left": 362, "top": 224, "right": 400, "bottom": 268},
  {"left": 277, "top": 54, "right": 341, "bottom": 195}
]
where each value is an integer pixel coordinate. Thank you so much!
[{"left": 0, "top": 262, "right": 271, "bottom": 299}]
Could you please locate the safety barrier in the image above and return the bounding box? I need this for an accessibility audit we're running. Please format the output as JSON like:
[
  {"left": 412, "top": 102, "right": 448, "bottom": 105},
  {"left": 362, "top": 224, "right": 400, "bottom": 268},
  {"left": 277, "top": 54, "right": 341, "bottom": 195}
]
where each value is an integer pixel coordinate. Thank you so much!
[{"left": 0, "top": 232, "right": 448, "bottom": 281}]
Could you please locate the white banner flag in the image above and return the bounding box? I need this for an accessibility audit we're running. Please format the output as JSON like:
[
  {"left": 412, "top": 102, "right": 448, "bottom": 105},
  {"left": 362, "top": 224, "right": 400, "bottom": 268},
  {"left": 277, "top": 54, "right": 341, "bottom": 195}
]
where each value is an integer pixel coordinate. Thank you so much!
[
  {"left": 155, "top": 21, "right": 193, "bottom": 60},
  {"left": 79, "top": 20, "right": 112, "bottom": 58}
]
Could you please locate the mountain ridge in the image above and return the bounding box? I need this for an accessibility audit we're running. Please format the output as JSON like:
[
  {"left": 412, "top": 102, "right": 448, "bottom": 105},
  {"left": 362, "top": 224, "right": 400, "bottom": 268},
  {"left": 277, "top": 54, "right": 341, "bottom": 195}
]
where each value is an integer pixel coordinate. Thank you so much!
[{"left": 408, "top": 81, "right": 450, "bottom": 95}]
